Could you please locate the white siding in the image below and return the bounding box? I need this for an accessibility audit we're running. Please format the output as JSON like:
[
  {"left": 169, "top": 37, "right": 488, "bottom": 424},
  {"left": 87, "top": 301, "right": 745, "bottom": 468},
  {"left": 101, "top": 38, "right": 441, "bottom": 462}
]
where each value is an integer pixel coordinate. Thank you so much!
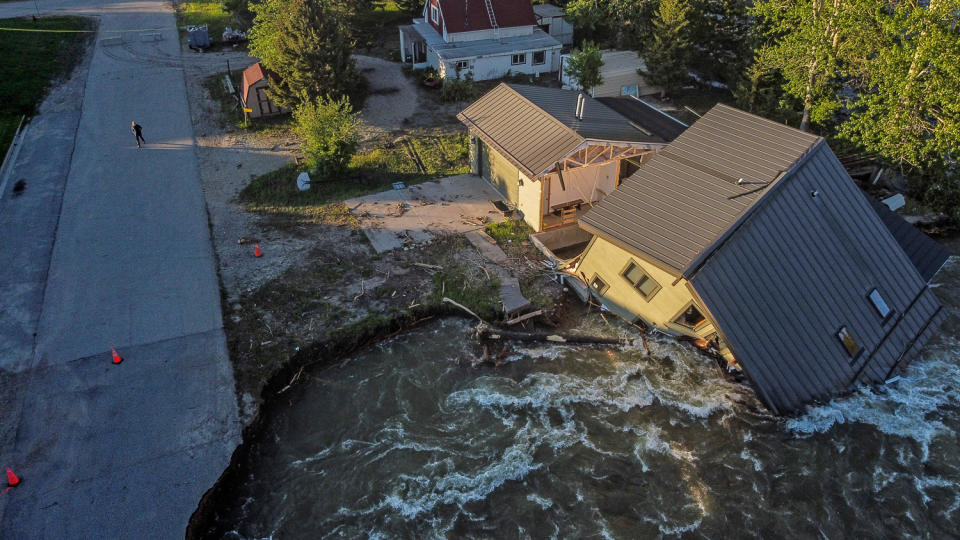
[{"left": 453, "top": 48, "right": 560, "bottom": 80}]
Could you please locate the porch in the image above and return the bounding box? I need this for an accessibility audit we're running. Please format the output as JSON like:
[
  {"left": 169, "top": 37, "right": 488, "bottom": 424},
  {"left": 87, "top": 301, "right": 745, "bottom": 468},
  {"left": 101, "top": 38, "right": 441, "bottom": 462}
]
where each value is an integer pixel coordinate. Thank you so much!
[{"left": 541, "top": 200, "right": 592, "bottom": 230}]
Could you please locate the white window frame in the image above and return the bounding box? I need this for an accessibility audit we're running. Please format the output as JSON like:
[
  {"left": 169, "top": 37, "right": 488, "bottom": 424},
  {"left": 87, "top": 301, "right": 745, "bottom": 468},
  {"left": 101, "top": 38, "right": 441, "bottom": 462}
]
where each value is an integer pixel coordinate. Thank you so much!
[
  {"left": 430, "top": 4, "right": 439, "bottom": 24},
  {"left": 511, "top": 53, "right": 526, "bottom": 65},
  {"left": 455, "top": 60, "right": 470, "bottom": 72},
  {"left": 532, "top": 50, "right": 546, "bottom": 66}
]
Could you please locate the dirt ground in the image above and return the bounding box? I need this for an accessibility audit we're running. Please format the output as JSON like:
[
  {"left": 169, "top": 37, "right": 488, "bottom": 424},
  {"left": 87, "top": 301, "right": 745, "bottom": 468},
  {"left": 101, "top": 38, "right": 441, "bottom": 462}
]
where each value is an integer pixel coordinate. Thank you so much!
[{"left": 180, "top": 45, "right": 563, "bottom": 421}]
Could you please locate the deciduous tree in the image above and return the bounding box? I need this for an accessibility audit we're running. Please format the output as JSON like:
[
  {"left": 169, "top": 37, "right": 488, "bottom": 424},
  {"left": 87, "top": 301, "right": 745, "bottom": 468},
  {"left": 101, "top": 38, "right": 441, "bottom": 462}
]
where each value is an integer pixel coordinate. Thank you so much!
[
  {"left": 563, "top": 41, "right": 604, "bottom": 94},
  {"left": 294, "top": 95, "right": 364, "bottom": 178}
]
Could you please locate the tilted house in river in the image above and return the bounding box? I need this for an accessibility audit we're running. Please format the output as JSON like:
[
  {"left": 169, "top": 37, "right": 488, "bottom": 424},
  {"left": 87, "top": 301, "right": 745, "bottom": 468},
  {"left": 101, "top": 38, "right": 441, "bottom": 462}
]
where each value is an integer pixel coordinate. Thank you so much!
[
  {"left": 457, "top": 83, "right": 686, "bottom": 232},
  {"left": 399, "top": 0, "right": 562, "bottom": 80},
  {"left": 575, "top": 104, "right": 947, "bottom": 414}
]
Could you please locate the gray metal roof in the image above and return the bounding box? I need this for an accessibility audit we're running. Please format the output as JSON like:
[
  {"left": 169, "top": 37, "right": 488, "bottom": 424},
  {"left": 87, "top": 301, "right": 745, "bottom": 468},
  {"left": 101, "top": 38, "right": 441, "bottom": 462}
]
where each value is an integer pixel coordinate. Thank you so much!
[
  {"left": 865, "top": 195, "right": 951, "bottom": 282},
  {"left": 458, "top": 83, "right": 665, "bottom": 177},
  {"left": 533, "top": 3, "right": 565, "bottom": 18},
  {"left": 689, "top": 145, "right": 944, "bottom": 414},
  {"left": 596, "top": 96, "right": 688, "bottom": 142},
  {"left": 579, "top": 104, "right": 821, "bottom": 275}
]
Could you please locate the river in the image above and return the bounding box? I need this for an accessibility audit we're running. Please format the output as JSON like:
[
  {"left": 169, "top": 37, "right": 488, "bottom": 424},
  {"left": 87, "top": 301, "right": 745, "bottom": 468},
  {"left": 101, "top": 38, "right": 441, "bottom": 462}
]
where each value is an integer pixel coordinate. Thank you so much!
[{"left": 216, "top": 260, "right": 960, "bottom": 538}]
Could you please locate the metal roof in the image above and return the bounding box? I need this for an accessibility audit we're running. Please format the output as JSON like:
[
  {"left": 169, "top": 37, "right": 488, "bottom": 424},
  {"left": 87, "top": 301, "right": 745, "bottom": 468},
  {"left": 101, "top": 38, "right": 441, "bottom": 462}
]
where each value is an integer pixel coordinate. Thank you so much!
[
  {"left": 579, "top": 104, "right": 820, "bottom": 275},
  {"left": 532, "top": 3, "right": 565, "bottom": 18},
  {"left": 865, "top": 196, "right": 951, "bottom": 282},
  {"left": 689, "top": 145, "right": 944, "bottom": 414},
  {"left": 458, "top": 83, "right": 664, "bottom": 177},
  {"left": 411, "top": 19, "right": 561, "bottom": 60},
  {"left": 596, "top": 96, "right": 687, "bottom": 142}
]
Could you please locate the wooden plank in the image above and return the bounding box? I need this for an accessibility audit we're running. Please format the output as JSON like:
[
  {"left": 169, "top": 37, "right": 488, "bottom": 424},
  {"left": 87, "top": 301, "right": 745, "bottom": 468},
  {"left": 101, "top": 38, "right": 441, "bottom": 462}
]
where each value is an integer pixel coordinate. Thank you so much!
[{"left": 504, "top": 309, "right": 544, "bottom": 326}]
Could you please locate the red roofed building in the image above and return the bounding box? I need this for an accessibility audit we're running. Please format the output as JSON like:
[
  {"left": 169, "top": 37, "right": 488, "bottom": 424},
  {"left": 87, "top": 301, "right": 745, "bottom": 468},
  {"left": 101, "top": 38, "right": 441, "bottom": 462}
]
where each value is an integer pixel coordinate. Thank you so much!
[
  {"left": 241, "top": 62, "right": 288, "bottom": 119},
  {"left": 399, "top": 0, "right": 562, "bottom": 81}
]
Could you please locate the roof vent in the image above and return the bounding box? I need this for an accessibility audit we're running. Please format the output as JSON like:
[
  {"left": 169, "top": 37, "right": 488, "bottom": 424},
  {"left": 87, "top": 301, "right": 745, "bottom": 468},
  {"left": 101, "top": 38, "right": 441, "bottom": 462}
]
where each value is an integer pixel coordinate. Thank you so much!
[
  {"left": 811, "top": 189, "right": 819, "bottom": 198},
  {"left": 575, "top": 93, "right": 585, "bottom": 120},
  {"left": 737, "top": 178, "right": 744, "bottom": 185}
]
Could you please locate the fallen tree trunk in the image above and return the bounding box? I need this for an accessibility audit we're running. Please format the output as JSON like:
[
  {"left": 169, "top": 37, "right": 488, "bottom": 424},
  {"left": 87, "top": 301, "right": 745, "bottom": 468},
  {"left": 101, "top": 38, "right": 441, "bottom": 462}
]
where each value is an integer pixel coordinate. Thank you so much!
[{"left": 476, "top": 325, "right": 622, "bottom": 345}]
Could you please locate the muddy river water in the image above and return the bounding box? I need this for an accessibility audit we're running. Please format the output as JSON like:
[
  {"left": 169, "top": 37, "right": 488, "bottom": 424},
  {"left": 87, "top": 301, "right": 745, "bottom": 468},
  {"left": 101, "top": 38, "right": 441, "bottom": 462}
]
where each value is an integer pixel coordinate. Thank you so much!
[{"left": 217, "top": 261, "right": 960, "bottom": 538}]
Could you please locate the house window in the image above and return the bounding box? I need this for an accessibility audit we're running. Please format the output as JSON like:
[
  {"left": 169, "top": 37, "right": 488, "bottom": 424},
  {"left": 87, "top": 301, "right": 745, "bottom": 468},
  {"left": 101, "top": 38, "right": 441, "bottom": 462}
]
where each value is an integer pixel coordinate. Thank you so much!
[
  {"left": 621, "top": 261, "right": 661, "bottom": 301},
  {"left": 620, "top": 85, "right": 639, "bottom": 97},
  {"left": 455, "top": 60, "right": 469, "bottom": 72},
  {"left": 868, "top": 288, "right": 892, "bottom": 319},
  {"left": 430, "top": 4, "right": 439, "bottom": 23},
  {"left": 837, "top": 326, "right": 862, "bottom": 359},
  {"left": 511, "top": 53, "right": 526, "bottom": 65},
  {"left": 532, "top": 50, "right": 546, "bottom": 65},
  {"left": 673, "top": 303, "right": 707, "bottom": 329},
  {"left": 590, "top": 274, "right": 609, "bottom": 295}
]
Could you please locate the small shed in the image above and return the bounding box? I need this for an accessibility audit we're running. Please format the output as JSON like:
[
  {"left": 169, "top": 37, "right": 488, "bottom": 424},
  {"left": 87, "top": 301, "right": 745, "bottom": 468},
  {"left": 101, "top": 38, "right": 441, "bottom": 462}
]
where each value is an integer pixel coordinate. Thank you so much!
[
  {"left": 241, "top": 62, "right": 288, "bottom": 119},
  {"left": 533, "top": 3, "right": 573, "bottom": 46},
  {"left": 560, "top": 50, "right": 662, "bottom": 98}
]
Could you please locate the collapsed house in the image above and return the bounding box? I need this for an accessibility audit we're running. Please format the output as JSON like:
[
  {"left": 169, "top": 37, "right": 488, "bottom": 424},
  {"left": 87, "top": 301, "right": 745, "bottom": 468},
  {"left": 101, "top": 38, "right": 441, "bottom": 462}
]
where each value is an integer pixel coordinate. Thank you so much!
[
  {"left": 457, "top": 83, "right": 686, "bottom": 232},
  {"left": 571, "top": 104, "right": 947, "bottom": 413},
  {"left": 398, "top": 0, "right": 563, "bottom": 80}
]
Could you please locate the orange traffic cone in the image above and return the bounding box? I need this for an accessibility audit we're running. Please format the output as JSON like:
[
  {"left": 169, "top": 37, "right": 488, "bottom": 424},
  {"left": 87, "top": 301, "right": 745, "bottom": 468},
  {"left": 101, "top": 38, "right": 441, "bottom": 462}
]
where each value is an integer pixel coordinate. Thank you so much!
[
  {"left": 111, "top": 346, "right": 123, "bottom": 365},
  {"left": 6, "top": 467, "right": 20, "bottom": 487},
  {"left": 254, "top": 244, "right": 262, "bottom": 257}
]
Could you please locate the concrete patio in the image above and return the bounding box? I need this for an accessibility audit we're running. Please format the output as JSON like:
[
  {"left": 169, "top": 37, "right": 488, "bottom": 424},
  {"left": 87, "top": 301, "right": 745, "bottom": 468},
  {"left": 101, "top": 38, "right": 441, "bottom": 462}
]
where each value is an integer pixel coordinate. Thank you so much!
[{"left": 347, "top": 173, "right": 506, "bottom": 253}]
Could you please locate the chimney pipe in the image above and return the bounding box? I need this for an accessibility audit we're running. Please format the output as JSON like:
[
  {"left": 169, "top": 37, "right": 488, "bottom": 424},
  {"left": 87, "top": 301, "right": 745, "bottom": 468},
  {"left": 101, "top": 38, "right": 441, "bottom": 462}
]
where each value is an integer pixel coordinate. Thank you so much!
[{"left": 576, "top": 93, "right": 584, "bottom": 119}]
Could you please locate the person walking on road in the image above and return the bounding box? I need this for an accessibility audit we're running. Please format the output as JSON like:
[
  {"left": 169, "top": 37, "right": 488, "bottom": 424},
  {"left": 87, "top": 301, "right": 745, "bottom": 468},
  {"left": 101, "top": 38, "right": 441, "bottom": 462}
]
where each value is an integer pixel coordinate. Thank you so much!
[{"left": 131, "top": 121, "right": 145, "bottom": 148}]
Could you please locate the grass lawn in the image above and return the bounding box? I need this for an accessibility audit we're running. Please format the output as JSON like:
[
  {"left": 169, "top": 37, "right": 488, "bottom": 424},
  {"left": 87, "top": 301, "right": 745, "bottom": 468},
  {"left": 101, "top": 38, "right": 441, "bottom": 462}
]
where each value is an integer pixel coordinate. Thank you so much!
[
  {"left": 0, "top": 16, "right": 94, "bottom": 157},
  {"left": 239, "top": 132, "right": 470, "bottom": 225},
  {"left": 353, "top": 1, "right": 410, "bottom": 60},
  {"left": 175, "top": 0, "right": 234, "bottom": 42}
]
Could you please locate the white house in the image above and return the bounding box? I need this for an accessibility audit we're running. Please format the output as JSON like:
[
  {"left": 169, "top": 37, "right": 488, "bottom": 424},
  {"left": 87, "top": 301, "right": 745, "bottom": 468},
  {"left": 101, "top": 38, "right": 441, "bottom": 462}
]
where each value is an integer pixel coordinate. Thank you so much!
[
  {"left": 399, "top": 0, "right": 563, "bottom": 81},
  {"left": 533, "top": 3, "right": 573, "bottom": 46},
  {"left": 560, "top": 50, "right": 662, "bottom": 98}
]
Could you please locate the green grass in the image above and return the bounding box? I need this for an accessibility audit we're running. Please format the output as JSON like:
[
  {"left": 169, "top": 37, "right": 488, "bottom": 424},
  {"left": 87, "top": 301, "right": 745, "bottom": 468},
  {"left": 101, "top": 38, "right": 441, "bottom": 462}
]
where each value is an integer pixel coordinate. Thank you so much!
[
  {"left": 0, "top": 16, "right": 94, "bottom": 156},
  {"left": 239, "top": 133, "right": 469, "bottom": 223},
  {"left": 352, "top": 1, "right": 410, "bottom": 59},
  {"left": 485, "top": 219, "right": 533, "bottom": 245},
  {"left": 176, "top": 0, "right": 234, "bottom": 40}
]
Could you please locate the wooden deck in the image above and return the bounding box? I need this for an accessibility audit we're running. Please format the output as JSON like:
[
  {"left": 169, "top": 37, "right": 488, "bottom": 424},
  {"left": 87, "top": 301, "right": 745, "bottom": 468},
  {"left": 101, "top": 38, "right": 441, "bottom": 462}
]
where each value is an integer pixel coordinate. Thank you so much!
[{"left": 542, "top": 205, "right": 591, "bottom": 230}]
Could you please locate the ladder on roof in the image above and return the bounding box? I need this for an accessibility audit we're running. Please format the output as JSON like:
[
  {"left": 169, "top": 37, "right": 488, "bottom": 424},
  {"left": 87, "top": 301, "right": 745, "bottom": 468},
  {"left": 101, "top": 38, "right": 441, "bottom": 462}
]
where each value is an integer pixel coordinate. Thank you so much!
[{"left": 483, "top": 0, "right": 500, "bottom": 40}]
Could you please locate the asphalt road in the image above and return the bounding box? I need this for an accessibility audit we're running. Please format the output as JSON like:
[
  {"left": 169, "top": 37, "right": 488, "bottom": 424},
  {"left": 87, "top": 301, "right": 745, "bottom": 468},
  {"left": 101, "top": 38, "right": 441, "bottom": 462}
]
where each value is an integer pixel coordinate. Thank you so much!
[{"left": 0, "top": 1, "right": 240, "bottom": 537}]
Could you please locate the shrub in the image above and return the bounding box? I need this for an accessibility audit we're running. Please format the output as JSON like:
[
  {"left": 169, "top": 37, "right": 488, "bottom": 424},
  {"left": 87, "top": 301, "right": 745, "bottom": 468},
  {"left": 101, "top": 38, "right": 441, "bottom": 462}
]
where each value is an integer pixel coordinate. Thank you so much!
[
  {"left": 485, "top": 219, "right": 532, "bottom": 245},
  {"left": 440, "top": 75, "right": 480, "bottom": 103},
  {"left": 293, "top": 95, "right": 364, "bottom": 178}
]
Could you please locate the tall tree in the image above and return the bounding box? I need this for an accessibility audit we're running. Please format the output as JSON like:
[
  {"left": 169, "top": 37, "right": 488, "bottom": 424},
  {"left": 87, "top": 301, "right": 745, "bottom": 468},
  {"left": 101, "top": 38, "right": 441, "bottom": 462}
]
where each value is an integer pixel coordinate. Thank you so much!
[
  {"left": 687, "top": 0, "right": 752, "bottom": 85},
  {"left": 564, "top": 0, "right": 657, "bottom": 49},
  {"left": 639, "top": 0, "right": 694, "bottom": 97},
  {"left": 750, "top": 0, "right": 870, "bottom": 131},
  {"left": 248, "top": 0, "right": 360, "bottom": 109},
  {"left": 839, "top": 0, "right": 960, "bottom": 215},
  {"left": 564, "top": 41, "right": 604, "bottom": 94}
]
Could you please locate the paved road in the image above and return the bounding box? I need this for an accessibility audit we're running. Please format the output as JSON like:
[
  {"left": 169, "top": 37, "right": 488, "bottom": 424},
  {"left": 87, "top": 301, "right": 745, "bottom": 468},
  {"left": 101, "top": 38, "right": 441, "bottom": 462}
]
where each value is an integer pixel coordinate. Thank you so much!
[{"left": 0, "top": 1, "right": 240, "bottom": 537}]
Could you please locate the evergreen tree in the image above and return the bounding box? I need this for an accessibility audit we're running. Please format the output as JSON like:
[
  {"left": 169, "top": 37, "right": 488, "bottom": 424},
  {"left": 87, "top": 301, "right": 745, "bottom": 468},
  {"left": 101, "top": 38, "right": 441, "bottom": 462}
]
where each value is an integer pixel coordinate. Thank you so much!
[
  {"left": 639, "top": 0, "right": 694, "bottom": 97},
  {"left": 563, "top": 41, "right": 604, "bottom": 94},
  {"left": 294, "top": 95, "right": 364, "bottom": 178},
  {"left": 564, "top": 0, "right": 657, "bottom": 49},
  {"left": 248, "top": 0, "right": 360, "bottom": 109},
  {"left": 687, "top": 0, "right": 752, "bottom": 85}
]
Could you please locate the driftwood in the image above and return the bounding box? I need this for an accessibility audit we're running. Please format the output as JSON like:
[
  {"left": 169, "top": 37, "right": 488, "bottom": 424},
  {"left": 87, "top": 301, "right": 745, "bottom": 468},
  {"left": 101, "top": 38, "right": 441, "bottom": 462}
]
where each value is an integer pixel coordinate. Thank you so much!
[
  {"left": 504, "top": 309, "right": 543, "bottom": 326},
  {"left": 413, "top": 262, "right": 443, "bottom": 270},
  {"left": 442, "top": 297, "right": 485, "bottom": 322},
  {"left": 476, "top": 325, "right": 621, "bottom": 345}
]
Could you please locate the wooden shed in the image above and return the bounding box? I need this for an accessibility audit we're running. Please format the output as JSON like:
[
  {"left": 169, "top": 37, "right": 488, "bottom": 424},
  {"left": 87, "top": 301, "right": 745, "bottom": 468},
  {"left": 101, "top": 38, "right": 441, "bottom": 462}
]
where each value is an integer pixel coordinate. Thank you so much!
[{"left": 241, "top": 62, "right": 288, "bottom": 119}]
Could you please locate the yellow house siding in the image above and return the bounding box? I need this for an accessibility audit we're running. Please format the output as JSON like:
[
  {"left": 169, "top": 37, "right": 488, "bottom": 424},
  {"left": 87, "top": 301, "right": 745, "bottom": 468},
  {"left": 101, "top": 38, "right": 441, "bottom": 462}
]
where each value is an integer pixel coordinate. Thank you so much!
[
  {"left": 577, "top": 236, "right": 715, "bottom": 338},
  {"left": 480, "top": 140, "right": 520, "bottom": 204},
  {"left": 517, "top": 172, "right": 543, "bottom": 231}
]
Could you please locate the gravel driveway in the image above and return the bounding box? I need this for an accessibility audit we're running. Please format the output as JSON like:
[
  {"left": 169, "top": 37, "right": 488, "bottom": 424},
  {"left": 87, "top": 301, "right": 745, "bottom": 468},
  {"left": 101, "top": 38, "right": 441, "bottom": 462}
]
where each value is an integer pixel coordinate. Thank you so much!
[{"left": 355, "top": 54, "right": 419, "bottom": 134}]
